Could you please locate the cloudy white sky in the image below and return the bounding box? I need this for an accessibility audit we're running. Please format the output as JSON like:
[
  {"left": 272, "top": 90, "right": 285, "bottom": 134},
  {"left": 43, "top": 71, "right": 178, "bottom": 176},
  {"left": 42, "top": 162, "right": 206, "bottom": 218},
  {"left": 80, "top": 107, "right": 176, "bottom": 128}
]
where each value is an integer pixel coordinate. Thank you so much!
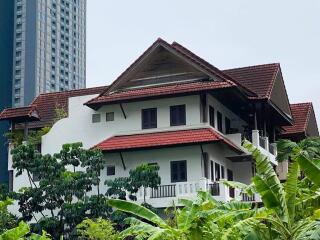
[{"left": 87, "top": 0, "right": 320, "bottom": 121}]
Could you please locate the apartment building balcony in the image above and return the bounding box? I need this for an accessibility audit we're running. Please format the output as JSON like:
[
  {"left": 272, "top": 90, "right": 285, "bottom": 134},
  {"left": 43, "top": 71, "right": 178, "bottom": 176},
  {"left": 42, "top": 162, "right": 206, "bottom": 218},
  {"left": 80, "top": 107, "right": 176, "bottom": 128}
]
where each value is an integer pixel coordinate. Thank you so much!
[
  {"left": 135, "top": 178, "right": 261, "bottom": 208},
  {"left": 226, "top": 129, "right": 277, "bottom": 165}
]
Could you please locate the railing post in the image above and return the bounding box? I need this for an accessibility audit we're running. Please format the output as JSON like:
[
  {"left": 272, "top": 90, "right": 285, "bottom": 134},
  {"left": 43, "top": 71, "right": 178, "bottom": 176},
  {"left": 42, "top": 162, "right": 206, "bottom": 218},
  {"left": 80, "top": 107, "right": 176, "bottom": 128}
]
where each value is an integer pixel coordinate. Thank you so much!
[
  {"left": 251, "top": 130, "right": 259, "bottom": 147},
  {"left": 199, "top": 177, "right": 208, "bottom": 191},
  {"left": 264, "top": 137, "right": 269, "bottom": 152},
  {"left": 271, "top": 143, "right": 277, "bottom": 156}
]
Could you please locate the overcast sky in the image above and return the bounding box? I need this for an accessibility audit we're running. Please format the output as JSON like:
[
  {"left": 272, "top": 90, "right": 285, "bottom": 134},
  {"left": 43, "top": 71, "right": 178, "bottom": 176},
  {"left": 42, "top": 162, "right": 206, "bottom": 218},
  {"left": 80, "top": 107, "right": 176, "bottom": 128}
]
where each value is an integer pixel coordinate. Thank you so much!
[{"left": 87, "top": 0, "right": 320, "bottom": 122}]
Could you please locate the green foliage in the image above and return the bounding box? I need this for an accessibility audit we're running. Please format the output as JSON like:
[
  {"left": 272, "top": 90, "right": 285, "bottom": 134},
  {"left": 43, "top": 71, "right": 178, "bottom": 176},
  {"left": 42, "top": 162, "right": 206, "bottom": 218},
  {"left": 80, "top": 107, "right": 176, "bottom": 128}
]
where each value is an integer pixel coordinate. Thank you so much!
[
  {"left": 0, "top": 221, "right": 51, "bottom": 240},
  {"left": 0, "top": 199, "right": 18, "bottom": 235},
  {"left": 11, "top": 142, "right": 106, "bottom": 238},
  {"left": 4, "top": 127, "right": 51, "bottom": 147},
  {"left": 106, "top": 163, "right": 161, "bottom": 202},
  {"left": 53, "top": 104, "right": 67, "bottom": 124},
  {"left": 76, "top": 218, "right": 119, "bottom": 240}
]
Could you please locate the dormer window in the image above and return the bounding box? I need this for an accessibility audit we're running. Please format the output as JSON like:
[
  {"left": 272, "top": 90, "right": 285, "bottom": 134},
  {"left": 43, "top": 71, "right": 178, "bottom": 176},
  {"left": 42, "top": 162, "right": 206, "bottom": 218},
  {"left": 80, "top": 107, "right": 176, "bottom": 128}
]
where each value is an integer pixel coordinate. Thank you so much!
[
  {"left": 142, "top": 108, "right": 157, "bottom": 129},
  {"left": 170, "top": 105, "right": 186, "bottom": 126}
]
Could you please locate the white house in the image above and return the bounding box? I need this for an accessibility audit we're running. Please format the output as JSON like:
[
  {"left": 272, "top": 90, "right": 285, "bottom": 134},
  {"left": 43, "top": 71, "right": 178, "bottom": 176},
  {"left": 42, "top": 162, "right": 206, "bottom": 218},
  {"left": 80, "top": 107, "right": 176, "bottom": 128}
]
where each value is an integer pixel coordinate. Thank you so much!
[{"left": 1, "top": 38, "right": 318, "bottom": 209}]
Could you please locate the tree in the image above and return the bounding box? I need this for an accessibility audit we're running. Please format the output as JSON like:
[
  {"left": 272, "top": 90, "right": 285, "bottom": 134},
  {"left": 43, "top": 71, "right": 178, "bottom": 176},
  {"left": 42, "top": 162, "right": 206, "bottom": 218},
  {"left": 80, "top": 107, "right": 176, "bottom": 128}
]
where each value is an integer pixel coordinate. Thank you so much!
[
  {"left": 11, "top": 142, "right": 107, "bottom": 238},
  {"left": 105, "top": 163, "right": 161, "bottom": 203},
  {"left": 76, "top": 218, "right": 119, "bottom": 240}
]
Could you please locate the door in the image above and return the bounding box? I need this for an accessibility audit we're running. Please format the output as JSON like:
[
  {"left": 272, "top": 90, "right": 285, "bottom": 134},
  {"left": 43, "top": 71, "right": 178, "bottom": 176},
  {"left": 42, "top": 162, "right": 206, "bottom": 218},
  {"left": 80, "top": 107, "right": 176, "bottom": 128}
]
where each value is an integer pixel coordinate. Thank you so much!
[{"left": 227, "top": 169, "right": 235, "bottom": 198}]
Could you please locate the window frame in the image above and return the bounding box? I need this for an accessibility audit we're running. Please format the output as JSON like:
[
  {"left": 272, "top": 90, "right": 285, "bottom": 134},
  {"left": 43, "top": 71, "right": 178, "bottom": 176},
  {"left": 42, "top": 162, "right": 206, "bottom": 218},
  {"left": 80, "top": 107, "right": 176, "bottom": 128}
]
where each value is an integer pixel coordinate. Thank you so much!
[
  {"left": 170, "top": 104, "right": 186, "bottom": 126},
  {"left": 106, "top": 112, "right": 114, "bottom": 122},
  {"left": 92, "top": 113, "right": 101, "bottom": 123},
  {"left": 106, "top": 165, "right": 115, "bottom": 176},
  {"left": 225, "top": 117, "right": 231, "bottom": 134},
  {"left": 209, "top": 106, "right": 215, "bottom": 127},
  {"left": 141, "top": 108, "right": 157, "bottom": 129},
  {"left": 170, "top": 160, "right": 187, "bottom": 183},
  {"left": 217, "top": 111, "right": 223, "bottom": 132}
]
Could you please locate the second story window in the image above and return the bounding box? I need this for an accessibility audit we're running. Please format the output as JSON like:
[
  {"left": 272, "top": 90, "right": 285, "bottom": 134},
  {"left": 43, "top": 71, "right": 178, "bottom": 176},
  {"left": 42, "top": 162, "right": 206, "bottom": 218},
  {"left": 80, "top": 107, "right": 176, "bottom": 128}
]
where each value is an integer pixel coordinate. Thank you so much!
[
  {"left": 106, "top": 112, "right": 114, "bottom": 122},
  {"left": 225, "top": 117, "right": 231, "bottom": 134},
  {"left": 170, "top": 105, "right": 186, "bottom": 126},
  {"left": 217, "top": 111, "right": 223, "bottom": 132},
  {"left": 142, "top": 108, "right": 157, "bottom": 129},
  {"left": 209, "top": 106, "right": 215, "bottom": 127},
  {"left": 92, "top": 113, "right": 101, "bottom": 123}
]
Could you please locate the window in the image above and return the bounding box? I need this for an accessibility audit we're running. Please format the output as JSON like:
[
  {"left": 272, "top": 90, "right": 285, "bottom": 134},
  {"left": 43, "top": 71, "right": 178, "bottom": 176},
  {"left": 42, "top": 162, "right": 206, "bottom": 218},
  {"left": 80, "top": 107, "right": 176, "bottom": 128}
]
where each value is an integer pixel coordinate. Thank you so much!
[
  {"left": 210, "top": 160, "right": 214, "bottom": 181},
  {"left": 215, "top": 163, "right": 220, "bottom": 181},
  {"left": 142, "top": 108, "right": 157, "bottom": 129},
  {"left": 9, "top": 170, "right": 13, "bottom": 192},
  {"left": 107, "top": 166, "right": 115, "bottom": 176},
  {"left": 217, "top": 111, "right": 223, "bottom": 132},
  {"left": 202, "top": 153, "right": 209, "bottom": 179},
  {"left": 171, "top": 160, "right": 187, "bottom": 182},
  {"left": 92, "top": 113, "right": 101, "bottom": 123},
  {"left": 209, "top": 106, "right": 215, "bottom": 127},
  {"left": 225, "top": 117, "right": 231, "bottom": 134},
  {"left": 221, "top": 165, "right": 225, "bottom": 179},
  {"left": 170, "top": 105, "right": 186, "bottom": 126},
  {"left": 106, "top": 112, "right": 114, "bottom": 122}
]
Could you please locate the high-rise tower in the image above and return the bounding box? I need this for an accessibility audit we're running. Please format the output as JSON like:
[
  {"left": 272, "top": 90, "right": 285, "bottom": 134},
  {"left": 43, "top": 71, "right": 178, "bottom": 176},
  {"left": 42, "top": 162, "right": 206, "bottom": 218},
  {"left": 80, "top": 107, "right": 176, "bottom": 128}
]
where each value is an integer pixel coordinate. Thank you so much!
[
  {"left": 12, "top": 0, "right": 86, "bottom": 107},
  {"left": 0, "top": 1, "right": 15, "bottom": 184}
]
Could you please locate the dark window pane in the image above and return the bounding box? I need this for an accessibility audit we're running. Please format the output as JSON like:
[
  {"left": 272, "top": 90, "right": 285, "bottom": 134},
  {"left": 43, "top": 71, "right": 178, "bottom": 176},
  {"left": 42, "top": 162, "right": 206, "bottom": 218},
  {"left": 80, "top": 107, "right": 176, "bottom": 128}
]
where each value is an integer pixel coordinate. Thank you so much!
[
  {"left": 142, "top": 108, "right": 157, "bottom": 129},
  {"left": 217, "top": 111, "right": 223, "bottom": 132},
  {"left": 225, "top": 117, "right": 231, "bottom": 134},
  {"left": 106, "top": 112, "right": 114, "bottom": 122},
  {"left": 203, "top": 152, "right": 209, "bottom": 179},
  {"left": 221, "top": 165, "right": 225, "bottom": 179},
  {"left": 92, "top": 114, "right": 101, "bottom": 123},
  {"left": 210, "top": 161, "right": 214, "bottom": 181},
  {"left": 171, "top": 160, "right": 187, "bottom": 182},
  {"left": 209, "top": 106, "right": 215, "bottom": 127},
  {"left": 107, "top": 166, "right": 115, "bottom": 176},
  {"left": 170, "top": 105, "right": 186, "bottom": 126},
  {"left": 215, "top": 163, "right": 220, "bottom": 181}
]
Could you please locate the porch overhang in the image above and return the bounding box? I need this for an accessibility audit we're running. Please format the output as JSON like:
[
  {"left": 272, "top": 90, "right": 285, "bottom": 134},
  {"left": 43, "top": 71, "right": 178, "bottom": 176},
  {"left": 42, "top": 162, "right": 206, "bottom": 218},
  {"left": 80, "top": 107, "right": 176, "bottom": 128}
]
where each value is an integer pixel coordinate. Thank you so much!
[
  {"left": 0, "top": 106, "right": 40, "bottom": 123},
  {"left": 93, "top": 127, "right": 244, "bottom": 154}
]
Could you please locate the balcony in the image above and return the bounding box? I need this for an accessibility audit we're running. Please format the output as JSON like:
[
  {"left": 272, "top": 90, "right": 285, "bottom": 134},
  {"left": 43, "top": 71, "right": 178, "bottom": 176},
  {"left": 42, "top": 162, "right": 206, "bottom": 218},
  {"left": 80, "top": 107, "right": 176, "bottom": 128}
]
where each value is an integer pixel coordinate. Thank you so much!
[
  {"left": 134, "top": 178, "right": 260, "bottom": 208},
  {"left": 226, "top": 130, "right": 277, "bottom": 165}
]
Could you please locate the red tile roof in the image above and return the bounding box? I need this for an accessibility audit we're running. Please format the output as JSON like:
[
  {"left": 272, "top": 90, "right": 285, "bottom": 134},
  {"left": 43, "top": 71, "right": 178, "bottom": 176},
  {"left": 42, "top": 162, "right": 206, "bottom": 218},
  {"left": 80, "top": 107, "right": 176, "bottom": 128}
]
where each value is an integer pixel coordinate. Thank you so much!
[
  {"left": 281, "top": 103, "right": 313, "bottom": 135},
  {"left": 223, "top": 63, "right": 280, "bottom": 99},
  {"left": 0, "top": 106, "right": 40, "bottom": 122},
  {"left": 85, "top": 81, "right": 234, "bottom": 106},
  {"left": 94, "top": 127, "right": 242, "bottom": 153},
  {"left": 0, "top": 86, "right": 107, "bottom": 128}
]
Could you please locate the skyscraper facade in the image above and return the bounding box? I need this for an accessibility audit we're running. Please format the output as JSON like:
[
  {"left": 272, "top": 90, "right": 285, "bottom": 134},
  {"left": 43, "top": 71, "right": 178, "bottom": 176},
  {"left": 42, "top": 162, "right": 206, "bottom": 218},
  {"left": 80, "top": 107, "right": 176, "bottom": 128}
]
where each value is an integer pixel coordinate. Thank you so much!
[
  {"left": 0, "top": 1, "right": 15, "bottom": 184},
  {"left": 13, "top": 0, "right": 86, "bottom": 107}
]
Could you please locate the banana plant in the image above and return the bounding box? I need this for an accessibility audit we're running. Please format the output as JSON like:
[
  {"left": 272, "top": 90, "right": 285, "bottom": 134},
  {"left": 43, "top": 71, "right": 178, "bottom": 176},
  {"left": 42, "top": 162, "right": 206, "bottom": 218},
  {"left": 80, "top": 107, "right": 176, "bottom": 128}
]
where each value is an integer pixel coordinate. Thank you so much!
[
  {"left": 223, "top": 140, "right": 320, "bottom": 240},
  {"left": 108, "top": 191, "right": 257, "bottom": 240}
]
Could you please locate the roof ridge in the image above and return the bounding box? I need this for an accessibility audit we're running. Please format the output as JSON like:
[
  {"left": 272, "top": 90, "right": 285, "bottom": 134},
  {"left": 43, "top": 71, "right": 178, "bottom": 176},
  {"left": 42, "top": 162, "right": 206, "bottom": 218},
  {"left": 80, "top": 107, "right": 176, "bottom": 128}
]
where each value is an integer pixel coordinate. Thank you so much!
[
  {"left": 290, "top": 102, "right": 313, "bottom": 106},
  {"left": 223, "top": 63, "right": 280, "bottom": 72}
]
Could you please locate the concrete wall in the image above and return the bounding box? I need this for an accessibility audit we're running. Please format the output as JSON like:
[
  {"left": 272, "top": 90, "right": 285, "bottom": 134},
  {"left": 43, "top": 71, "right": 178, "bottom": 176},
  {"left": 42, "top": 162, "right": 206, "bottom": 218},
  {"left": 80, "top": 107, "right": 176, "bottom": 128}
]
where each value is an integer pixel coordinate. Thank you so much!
[{"left": 11, "top": 93, "right": 253, "bottom": 196}]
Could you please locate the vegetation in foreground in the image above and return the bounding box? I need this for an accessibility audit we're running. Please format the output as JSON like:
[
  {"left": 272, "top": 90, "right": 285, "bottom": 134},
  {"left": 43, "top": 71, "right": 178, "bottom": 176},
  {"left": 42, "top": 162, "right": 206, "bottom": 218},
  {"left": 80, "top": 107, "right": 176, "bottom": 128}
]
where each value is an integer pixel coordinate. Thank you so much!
[{"left": 0, "top": 137, "right": 319, "bottom": 239}]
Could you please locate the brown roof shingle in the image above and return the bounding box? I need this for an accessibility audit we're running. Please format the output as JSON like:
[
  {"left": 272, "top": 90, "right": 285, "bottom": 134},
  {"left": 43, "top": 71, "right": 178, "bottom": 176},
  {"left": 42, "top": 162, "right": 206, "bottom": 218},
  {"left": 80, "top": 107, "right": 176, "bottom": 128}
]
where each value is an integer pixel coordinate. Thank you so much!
[
  {"left": 223, "top": 63, "right": 280, "bottom": 99},
  {"left": 281, "top": 103, "right": 313, "bottom": 135},
  {"left": 0, "top": 86, "right": 107, "bottom": 129}
]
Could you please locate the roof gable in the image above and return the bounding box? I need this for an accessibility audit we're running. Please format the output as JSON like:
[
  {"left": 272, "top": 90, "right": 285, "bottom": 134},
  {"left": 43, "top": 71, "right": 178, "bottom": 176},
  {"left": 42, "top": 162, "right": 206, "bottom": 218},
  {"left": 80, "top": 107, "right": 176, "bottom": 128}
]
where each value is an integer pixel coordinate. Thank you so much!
[
  {"left": 102, "top": 38, "right": 233, "bottom": 95},
  {"left": 269, "top": 70, "right": 292, "bottom": 117},
  {"left": 223, "top": 63, "right": 280, "bottom": 99},
  {"left": 281, "top": 103, "right": 319, "bottom": 140}
]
